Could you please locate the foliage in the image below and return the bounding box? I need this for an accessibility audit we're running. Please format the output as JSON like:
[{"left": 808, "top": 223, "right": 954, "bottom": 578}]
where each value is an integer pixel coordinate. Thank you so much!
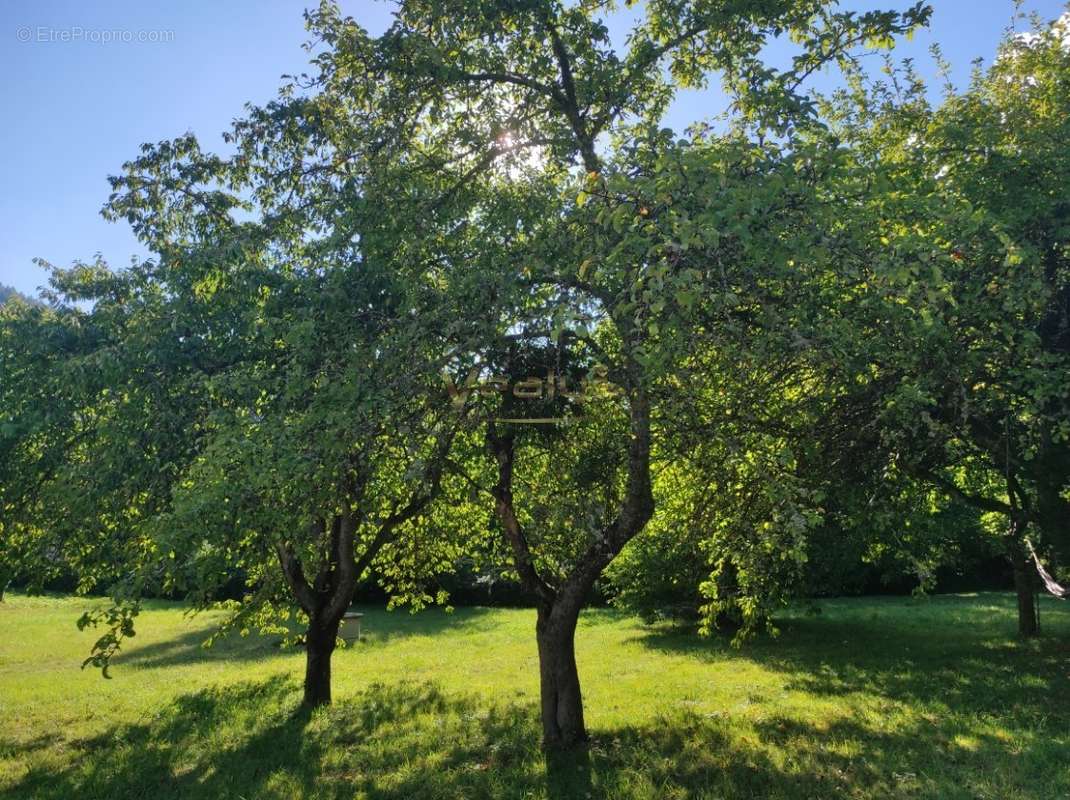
[
  {"left": 812, "top": 12, "right": 1070, "bottom": 563},
  {"left": 5, "top": 0, "right": 1067, "bottom": 736},
  {"left": 0, "top": 284, "right": 39, "bottom": 307},
  {"left": 0, "top": 92, "right": 471, "bottom": 689},
  {"left": 269, "top": 0, "right": 927, "bottom": 743},
  {"left": 637, "top": 11, "right": 1070, "bottom": 635}
]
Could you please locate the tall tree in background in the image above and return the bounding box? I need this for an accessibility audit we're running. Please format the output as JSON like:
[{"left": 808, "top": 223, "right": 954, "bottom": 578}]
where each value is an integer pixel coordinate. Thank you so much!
[{"left": 805, "top": 12, "right": 1070, "bottom": 636}]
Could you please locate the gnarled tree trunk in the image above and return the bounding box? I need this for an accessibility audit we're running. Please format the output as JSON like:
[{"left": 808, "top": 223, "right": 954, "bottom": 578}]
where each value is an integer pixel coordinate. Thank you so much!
[
  {"left": 487, "top": 382, "right": 653, "bottom": 750},
  {"left": 304, "top": 608, "right": 343, "bottom": 707},
  {"left": 536, "top": 599, "right": 586, "bottom": 748},
  {"left": 277, "top": 512, "right": 360, "bottom": 710},
  {"left": 275, "top": 454, "right": 450, "bottom": 710}
]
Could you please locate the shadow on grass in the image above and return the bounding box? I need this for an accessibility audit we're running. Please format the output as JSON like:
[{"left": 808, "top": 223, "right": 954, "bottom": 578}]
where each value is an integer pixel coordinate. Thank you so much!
[
  {"left": 625, "top": 593, "right": 1070, "bottom": 798},
  {"left": 8, "top": 594, "right": 1069, "bottom": 799},
  {"left": 118, "top": 625, "right": 290, "bottom": 670},
  {"left": 0, "top": 733, "right": 63, "bottom": 763},
  {"left": 633, "top": 594, "right": 1070, "bottom": 719},
  {"left": 11, "top": 673, "right": 1065, "bottom": 800},
  {"left": 4, "top": 675, "right": 824, "bottom": 800}
]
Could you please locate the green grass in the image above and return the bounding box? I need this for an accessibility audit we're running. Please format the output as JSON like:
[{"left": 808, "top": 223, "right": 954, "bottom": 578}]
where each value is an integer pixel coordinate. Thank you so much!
[{"left": 1, "top": 593, "right": 1068, "bottom": 799}]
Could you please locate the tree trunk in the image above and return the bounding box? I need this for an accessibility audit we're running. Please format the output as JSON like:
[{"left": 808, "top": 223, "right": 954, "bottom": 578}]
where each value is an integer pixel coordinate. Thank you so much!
[
  {"left": 303, "top": 612, "right": 341, "bottom": 707},
  {"left": 536, "top": 602, "right": 586, "bottom": 749},
  {"left": 1012, "top": 554, "right": 1038, "bottom": 638},
  {"left": 485, "top": 381, "right": 652, "bottom": 751}
]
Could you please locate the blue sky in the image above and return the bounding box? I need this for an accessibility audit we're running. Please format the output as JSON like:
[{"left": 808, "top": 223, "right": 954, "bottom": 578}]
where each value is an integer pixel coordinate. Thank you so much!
[{"left": 1, "top": 0, "right": 1066, "bottom": 298}]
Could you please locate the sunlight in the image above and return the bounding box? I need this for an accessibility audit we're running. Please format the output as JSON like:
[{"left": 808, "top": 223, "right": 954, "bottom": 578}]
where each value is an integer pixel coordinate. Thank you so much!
[{"left": 495, "top": 132, "right": 547, "bottom": 180}]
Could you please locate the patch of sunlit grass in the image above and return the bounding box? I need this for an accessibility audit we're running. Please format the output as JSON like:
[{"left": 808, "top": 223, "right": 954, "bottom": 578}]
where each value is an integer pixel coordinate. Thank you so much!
[{"left": 0, "top": 591, "right": 1067, "bottom": 799}]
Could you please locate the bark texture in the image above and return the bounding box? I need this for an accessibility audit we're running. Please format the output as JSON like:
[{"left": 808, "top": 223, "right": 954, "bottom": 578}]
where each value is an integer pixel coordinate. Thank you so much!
[
  {"left": 536, "top": 601, "right": 586, "bottom": 748},
  {"left": 304, "top": 611, "right": 342, "bottom": 706},
  {"left": 1012, "top": 552, "right": 1039, "bottom": 638}
]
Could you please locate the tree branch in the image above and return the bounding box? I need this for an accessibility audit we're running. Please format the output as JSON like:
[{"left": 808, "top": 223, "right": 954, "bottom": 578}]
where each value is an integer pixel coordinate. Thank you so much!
[
  {"left": 454, "top": 70, "right": 563, "bottom": 104},
  {"left": 563, "top": 382, "right": 654, "bottom": 597},
  {"left": 275, "top": 536, "right": 318, "bottom": 614},
  {"left": 487, "top": 424, "right": 556, "bottom": 604},
  {"left": 923, "top": 470, "right": 1012, "bottom": 516},
  {"left": 543, "top": 18, "right": 600, "bottom": 172}
]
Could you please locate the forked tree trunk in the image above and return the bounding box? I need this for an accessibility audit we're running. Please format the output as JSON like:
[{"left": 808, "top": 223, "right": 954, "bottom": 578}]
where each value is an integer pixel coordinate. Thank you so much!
[
  {"left": 536, "top": 601, "right": 586, "bottom": 748},
  {"left": 304, "top": 611, "right": 343, "bottom": 707},
  {"left": 276, "top": 515, "right": 359, "bottom": 710},
  {"left": 1012, "top": 554, "right": 1039, "bottom": 638},
  {"left": 487, "top": 381, "right": 652, "bottom": 751},
  {"left": 276, "top": 446, "right": 450, "bottom": 710}
]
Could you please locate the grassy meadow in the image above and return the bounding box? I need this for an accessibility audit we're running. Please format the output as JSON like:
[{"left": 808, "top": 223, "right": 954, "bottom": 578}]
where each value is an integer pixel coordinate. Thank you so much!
[{"left": 0, "top": 592, "right": 1068, "bottom": 799}]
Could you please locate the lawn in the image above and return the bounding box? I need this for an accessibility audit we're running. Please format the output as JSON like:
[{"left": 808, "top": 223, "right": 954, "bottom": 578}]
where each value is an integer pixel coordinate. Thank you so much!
[{"left": 0, "top": 592, "right": 1068, "bottom": 800}]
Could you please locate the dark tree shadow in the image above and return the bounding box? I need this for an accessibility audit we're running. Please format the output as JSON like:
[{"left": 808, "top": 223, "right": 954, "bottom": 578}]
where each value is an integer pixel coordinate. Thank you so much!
[
  {"left": 0, "top": 733, "right": 62, "bottom": 763},
  {"left": 544, "top": 745, "right": 592, "bottom": 800},
  {"left": 5, "top": 676, "right": 800, "bottom": 800},
  {"left": 625, "top": 593, "right": 1070, "bottom": 798},
  {"left": 118, "top": 625, "right": 291, "bottom": 669},
  {"left": 632, "top": 593, "right": 1070, "bottom": 717},
  {"left": 14, "top": 670, "right": 1057, "bottom": 800}
]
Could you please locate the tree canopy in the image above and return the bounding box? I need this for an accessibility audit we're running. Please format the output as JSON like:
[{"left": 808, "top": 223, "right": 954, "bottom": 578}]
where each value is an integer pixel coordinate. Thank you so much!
[{"left": 2, "top": 0, "right": 1067, "bottom": 753}]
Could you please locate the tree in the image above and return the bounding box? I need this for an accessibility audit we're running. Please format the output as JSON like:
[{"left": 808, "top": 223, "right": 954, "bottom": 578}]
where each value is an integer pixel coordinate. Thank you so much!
[
  {"left": 803, "top": 11, "right": 1070, "bottom": 635},
  {"left": 0, "top": 284, "right": 38, "bottom": 306},
  {"left": 0, "top": 133, "right": 466, "bottom": 706},
  {"left": 606, "top": 14, "right": 1070, "bottom": 640},
  {"left": 293, "top": 0, "right": 928, "bottom": 746},
  {"left": 2, "top": 0, "right": 930, "bottom": 741}
]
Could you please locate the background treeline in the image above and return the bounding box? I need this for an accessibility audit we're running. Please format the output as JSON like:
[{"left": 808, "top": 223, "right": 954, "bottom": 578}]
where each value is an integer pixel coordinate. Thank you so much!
[{"left": 15, "top": 502, "right": 1010, "bottom": 610}]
